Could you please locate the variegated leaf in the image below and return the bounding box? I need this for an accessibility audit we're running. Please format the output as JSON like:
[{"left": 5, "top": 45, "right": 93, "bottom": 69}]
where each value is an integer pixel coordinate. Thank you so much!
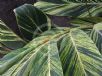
[
  {"left": 69, "top": 17, "right": 102, "bottom": 36},
  {"left": 58, "top": 28, "right": 102, "bottom": 76},
  {"left": 70, "top": 17, "right": 102, "bottom": 27},
  {"left": 0, "top": 32, "right": 65, "bottom": 76},
  {"left": 14, "top": 4, "right": 51, "bottom": 41},
  {"left": 34, "top": 1, "right": 102, "bottom": 18},
  {"left": 0, "top": 20, "right": 25, "bottom": 51},
  {"left": 0, "top": 23, "right": 102, "bottom": 76},
  {"left": 38, "top": 0, "right": 66, "bottom": 4},
  {"left": 38, "top": 0, "right": 102, "bottom": 3},
  {"left": 0, "top": 44, "right": 10, "bottom": 55},
  {"left": 90, "top": 23, "right": 102, "bottom": 54}
]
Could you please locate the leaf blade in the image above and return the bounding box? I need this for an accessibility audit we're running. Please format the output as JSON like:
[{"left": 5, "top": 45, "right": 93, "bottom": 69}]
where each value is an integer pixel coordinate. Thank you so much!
[
  {"left": 35, "top": 1, "right": 102, "bottom": 18},
  {"left": 59, "top": 28, "right": 102, "bottom": 76},
  {"left": 0, "top": 20, "right": 25, "bottom": 50},
  {"left": 38, "top": 0, "right": 102, "bottom": 3},
  {"left": 90, "top": 23, "right": 102, "bottom": 54},
  {"left": 0, "top": 32, "right": 66, "bottom": 76},
  {"left": 14, "top": 4, "right": 51, "bottom": 41}
]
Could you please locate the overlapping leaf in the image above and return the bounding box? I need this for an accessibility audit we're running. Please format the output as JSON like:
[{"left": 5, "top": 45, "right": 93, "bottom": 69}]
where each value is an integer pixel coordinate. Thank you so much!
[
  {"left": 38, "top": 0, "right": 102, "bottom": 3},
  {"left": 65, "top": 0, "right": 102, "bottom": 2},
  {"left": 34, "top": 1, "right": 102, "bottom": 18},
  {"left": 0, "top": 32, "right": 65, "bottom": 76},
  {"left": 38, "top": 0, "right": 66, "bottom": 4},
  {"left": 0, "top": 20, "right": 25, "bottom": 52},
  {"left": 70, "top": 17, "right": 102, "bottom": 27},
  {"left": 69, "top": 17, "right": 102, "bottom": 36},
  {"left": 90, "top": 23, "right": 102, "bottom": 54},
  {"left": 0, "top": 25, "right": 102, "bottom": 76},
  {"left": 0, "top": 44, "right": 10, "bottom": 55},
  {"left": 0, "top": 36, "right": 51, "bottom": 75},
  {"left": 58, "top": 29, "right": 102, "bottom": 76},
  {"left": 14, "top": 4, "right": 52, "bottom": 41}
]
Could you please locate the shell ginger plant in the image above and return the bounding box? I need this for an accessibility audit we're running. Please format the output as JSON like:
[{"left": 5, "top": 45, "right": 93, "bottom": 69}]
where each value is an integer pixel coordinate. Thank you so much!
[{"left": 0, "top": 0, "right": 102, "bottom": 76}]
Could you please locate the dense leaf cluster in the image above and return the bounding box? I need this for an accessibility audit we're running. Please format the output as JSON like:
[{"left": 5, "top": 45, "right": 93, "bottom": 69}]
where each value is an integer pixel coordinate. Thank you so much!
[{"left": 0, "top": 0, "right": 102, "bottom": 76}]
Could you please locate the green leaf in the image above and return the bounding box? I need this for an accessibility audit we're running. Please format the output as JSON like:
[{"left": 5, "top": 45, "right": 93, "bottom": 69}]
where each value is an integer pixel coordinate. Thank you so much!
[
  {"left": 38, "top": 0, "right": 102, "bottom": 3},
  {"left": 0, "top": 36, "right": 50, "bottom": 75},
  {"left": 0, "top": 20, "right": 26, "bottom": 50},
  {"left": 90, "top": 23, "right": 102, "bottom": 54},
  {"left": 34, "top": 1, "right": 102, "bottom": 18},
  {"left": 0, "top": 23, "right": 102, "bottom": 76},
  {"left": 14, "top": 4, "right": 51, "bottom": 41},
  {"left": 70, "top": 17, "right": 102, "bottom": 27},
  {"left": 65, "top": 0, "right": 102, "bottom": 2},
  {"left": 69, "top": 17, "right": 102, "bottom": 36},
  {"left": 59, "top": 29, "right": 102, "bottom": 76},
  {"left": 38, "top": 0, "right": 67, "bottom": 4},
  {"left": 19, "top": 41, "right": 63, "bottom": 76},
  {"left": 0, "top": 44, "right": 10, "bottom": 55},
  {"left": 0, "top": 34, "right": 64, "bottom": 76},
  {"left": 40, "top": 27, "right": 69, "bottom": 37}
]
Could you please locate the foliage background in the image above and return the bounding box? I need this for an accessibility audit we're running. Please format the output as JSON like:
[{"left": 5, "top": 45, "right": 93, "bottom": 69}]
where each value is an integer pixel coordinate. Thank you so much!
[{"left": 0, "top": 0, "right": 69, "bottom": 35}]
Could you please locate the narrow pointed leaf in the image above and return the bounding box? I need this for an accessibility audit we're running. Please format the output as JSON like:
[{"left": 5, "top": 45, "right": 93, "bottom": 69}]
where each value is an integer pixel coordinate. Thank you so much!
[
  {"left": 70, "top": 17, "right": 102, "bottom": 27},
  {"left": 38, "top": 0, "right": 102, "bottom": 3},
  {"left": 35, "top": 1, "right": 102, "bottom": 18},
  {"left": 69, "top": 17, "right": 102, "bottom": 36},
  {"left": 90, "top": 23, "right": 102, "bottom": 54},
  {"left": 38, "top": 0, "right": 67, "bottom": 4}
]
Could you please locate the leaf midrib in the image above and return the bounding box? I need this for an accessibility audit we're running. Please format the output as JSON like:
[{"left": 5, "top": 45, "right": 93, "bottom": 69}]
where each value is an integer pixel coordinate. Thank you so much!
[{"left": 69, "top": 30, "right": 87, "bottom": 76}]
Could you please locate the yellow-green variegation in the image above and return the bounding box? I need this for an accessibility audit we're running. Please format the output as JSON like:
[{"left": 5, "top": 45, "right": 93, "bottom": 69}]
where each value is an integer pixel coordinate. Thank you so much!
[
  {"left": 90, "top": 23, "right": 102, "bottom": 54},
  {"left": 0, "top": 28, "right": 102, "bottom": 76},
  {"left": 59, "top": 29, "right": 102, "bottom": 76},
  {"left": 14, "top": 4, "right": 52, "bottom": 41},
  {"left": 34, "top": 1, "right": 102, "bottom": 18},
  {"left": 0, "top": 20, "right": 26, "bottom": 52},
  {"left": 0, "top": 0, "right": 102, "bottom": 76},
  {"left": 38, "top": 0, "right": 102, "bottom": 3}
]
